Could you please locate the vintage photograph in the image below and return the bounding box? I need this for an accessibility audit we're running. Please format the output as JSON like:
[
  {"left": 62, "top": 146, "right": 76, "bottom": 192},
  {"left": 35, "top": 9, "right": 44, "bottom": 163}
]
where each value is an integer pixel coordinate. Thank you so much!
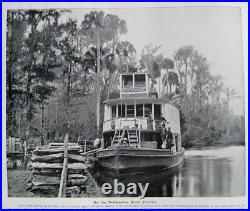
[{"left": 3, "top": 2, "right": 247, "bottom": 208}]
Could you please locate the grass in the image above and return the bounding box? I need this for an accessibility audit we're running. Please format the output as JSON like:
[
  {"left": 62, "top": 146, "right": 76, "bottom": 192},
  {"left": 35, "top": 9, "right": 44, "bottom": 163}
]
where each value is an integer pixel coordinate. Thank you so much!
[{"left": 7, "top": 167, "right": 101, "bottom": 198}]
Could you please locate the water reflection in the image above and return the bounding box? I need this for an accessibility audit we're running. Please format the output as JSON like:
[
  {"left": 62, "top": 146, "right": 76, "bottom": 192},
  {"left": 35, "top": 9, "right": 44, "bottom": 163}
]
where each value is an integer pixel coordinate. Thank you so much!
[{"left": 93, "top": 146, "right": 245, "bottom": 197}]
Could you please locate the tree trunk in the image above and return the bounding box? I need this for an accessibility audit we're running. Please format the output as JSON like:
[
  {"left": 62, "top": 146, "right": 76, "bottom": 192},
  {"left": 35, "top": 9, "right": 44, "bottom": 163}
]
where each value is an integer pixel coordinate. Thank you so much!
[
  {"left": 158, "top": 69, "right": 161, "bottom": 98},
  {"left": 26, "top": 66, "right": 33, "bottom": 138},
  {"left": 106, "top": 74, "right": 112, "bottom": 100},
  {"left": 41, "top": 101, "right": 45, "bottom": 145},
  {"left": 184, "top": 61, "right": 188, "bottom": 94},
  {"left": 7, "top": 11, "right": 14, "bottom": 137},
  {"left": 66, "top": 64, "right": 72, "bottom": 132},
  {"left": 26, "top": 19, "right": 37, "bottom": 140},
  {"left": 55, "top": 95, "right": 59, "bottom": 139},
  {"left": 166, "top": 69, "right": 169, "bottom": 95},
  {"left": 96, "top": 28, "right": 101, "bottom": 136}
]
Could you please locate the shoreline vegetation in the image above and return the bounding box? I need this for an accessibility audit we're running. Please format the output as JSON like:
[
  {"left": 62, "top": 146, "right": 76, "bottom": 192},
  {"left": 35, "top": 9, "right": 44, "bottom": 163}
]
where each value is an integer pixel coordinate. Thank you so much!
[{"left": 6, "top": 9, "right": 244, "bottom": 149}]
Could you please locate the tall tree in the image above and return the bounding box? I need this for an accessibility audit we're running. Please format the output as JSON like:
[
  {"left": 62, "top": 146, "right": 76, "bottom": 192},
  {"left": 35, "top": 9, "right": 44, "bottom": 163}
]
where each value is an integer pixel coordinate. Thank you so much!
[
  {"left": 6, "top": 10, "right": 27, "bottom": 137},
  {"left": 33, "top": 12, "right": 62, "bottom": 145},
  {"left": 174, "top": 45, "right": 194, "bottom": 94},
  {"left": 161, "top": 57, "right": 175, "bottom": 95},
  {"left": 81, "top": 11, "right": 127, "bottom": 135},
  {"left": 168, "top": 71, "right": 179, "bottom": 94},
  {"left": 223, "top": 87, "right": 239, "bottom": 106},
  {"left": 58, "top": 19, "right": 85, "bottom": 135},
  {"left": 140, "top": 45, "right": 162, "bottom": 80},
  {"left": 18, "top": 10, "right": 62, "bottom": 140}
]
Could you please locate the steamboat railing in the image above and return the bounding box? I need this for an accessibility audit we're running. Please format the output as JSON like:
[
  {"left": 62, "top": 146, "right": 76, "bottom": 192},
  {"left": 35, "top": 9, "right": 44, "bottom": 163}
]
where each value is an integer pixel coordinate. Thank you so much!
[{"left": 103, "top": 118, "right": 161, "bottom": 132}]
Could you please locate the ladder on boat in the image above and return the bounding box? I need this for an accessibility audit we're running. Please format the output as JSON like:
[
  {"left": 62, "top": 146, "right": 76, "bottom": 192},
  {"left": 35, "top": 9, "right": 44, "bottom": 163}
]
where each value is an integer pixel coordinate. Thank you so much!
[
  {"left": 127, "top": 129, "right": 139, "bottom": 147},
  {"left": 112, "top": 129, "right": 124, "bottom": 145},
  {"left": 112, "top": 129, "right": 139, "bottom": 147}
]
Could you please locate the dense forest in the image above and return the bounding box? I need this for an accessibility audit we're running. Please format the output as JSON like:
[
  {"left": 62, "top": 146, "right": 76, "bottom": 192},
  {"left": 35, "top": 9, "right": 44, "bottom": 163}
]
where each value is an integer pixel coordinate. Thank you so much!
[{"left": 6, "top": 10, "right": 244, "bottom": 148}]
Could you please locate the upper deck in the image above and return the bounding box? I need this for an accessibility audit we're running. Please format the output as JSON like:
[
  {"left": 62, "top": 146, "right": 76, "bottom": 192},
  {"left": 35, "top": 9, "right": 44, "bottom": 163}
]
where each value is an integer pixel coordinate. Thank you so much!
[
  {"left": 103, "top": 71, "right": 181, "bottom": 134},
  {"left": 110, "top": 71, "right": 159, "bottom": 100}
]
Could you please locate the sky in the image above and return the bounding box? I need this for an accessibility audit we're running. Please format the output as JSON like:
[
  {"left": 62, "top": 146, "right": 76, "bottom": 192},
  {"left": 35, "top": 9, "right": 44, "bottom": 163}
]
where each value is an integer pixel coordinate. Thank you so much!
[{"left": 64, "top": 6, "right": 245, "bottom": 115}]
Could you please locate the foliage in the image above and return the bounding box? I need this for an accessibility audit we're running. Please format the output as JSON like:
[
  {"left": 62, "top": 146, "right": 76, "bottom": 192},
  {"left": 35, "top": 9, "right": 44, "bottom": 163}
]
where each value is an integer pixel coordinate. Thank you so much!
[{"left": 6, "top": 10, "right": 244, "bottom": 148}]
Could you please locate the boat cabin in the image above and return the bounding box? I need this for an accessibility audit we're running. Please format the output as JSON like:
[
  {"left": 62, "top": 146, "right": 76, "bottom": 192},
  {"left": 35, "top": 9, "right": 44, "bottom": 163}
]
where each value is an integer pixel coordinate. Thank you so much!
[
  {"left": 120, "top": 72, "right": 158, "bottom": 99},
  {"left": 102, "top": 71, "right": 182, "bottom": 152}
]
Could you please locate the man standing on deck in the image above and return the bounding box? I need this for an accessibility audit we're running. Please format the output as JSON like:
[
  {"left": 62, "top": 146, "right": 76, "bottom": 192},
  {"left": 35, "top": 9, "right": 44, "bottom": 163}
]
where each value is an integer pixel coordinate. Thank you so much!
[
  {"left": 160, "top": 123, "right": 167, "bottom": 149},
  {"left": 147, "top": 112, "right": 153, "bottom": 130},
  {"left": 166, "top": 127, "right": 174, "bottom": 153},
  {"left": 160, "top": 113, "right": 166, "bottom": 123}
]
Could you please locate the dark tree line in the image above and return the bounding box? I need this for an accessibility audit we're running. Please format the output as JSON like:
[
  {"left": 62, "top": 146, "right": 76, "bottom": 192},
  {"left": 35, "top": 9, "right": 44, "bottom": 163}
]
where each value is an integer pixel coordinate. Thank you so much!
[{"left": 6, "top": 10, "right": 244, "bottom": 147}]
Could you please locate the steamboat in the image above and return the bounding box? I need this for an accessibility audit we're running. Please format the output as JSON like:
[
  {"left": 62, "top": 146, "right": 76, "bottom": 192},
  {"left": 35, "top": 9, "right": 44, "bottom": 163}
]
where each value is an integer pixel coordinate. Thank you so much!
[{"left": 98, "top": 70, "right": 185, "bottom": 174}]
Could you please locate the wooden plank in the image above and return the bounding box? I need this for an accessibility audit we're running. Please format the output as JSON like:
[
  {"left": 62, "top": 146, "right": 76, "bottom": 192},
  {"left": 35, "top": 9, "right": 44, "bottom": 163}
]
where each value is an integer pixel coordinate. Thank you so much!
[
  {"left": 32, "top": 169, "right": 87, "bottom": 176},
  {"left": 49, "top": 143, "right": 78, "bottom": 147},
  {"left": 32, "top": 169, "right": 61, "bottom": 177},
  {"left": 68, "top": 174, "right": 86, "bottom": 180},
  {"left": 31, "top": 176, "right": 87, "bottom": 187},
  {"left": 68, "top": 154, "right": 87, "bottom": 163},
  {"left": 80, "top": 148, "right": 99, "bottom": 156},
  {"left": 58, "top": 133, "right": 69, "bottom": 198},
  {"left": 33, "top": 146, "right": 80, "bottom": 156},
  {"left": 32, "top": 162, "right": 88, "bottom": 170},
  {"left": 32, "top": 176, "right": 61, "bottom": 186},
  {"left": 68, "top": 178, "right": 87, "bottom": 186},
  {"left": 31, "top": 153, "right": 86, "bottom": 163},
  {"left": 31, "top": 153, "right": 63, "bottom": 163}
]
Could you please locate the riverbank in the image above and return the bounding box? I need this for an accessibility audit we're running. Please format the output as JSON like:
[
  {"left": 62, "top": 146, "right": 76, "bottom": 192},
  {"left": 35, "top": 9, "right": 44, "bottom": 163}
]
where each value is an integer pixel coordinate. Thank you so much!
[{"left": 7, "top": 167, "right": 101, "bottom": 198}]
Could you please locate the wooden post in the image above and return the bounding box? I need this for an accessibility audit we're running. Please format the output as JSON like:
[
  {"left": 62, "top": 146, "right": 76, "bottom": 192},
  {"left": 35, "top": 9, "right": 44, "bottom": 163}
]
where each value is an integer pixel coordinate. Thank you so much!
[
  {"left": 84, "top": 139, "right": 87, "bottom": 153},
  {"left": 132, "top": 73, "right": 135, "bottom": 88},
  {"left": 58, "top": 133, "right": 69, "bottom": 198}
]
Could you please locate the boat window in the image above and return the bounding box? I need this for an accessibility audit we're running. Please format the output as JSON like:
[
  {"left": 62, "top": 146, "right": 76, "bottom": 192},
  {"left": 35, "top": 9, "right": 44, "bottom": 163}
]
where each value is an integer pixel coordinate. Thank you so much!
[
  {"left": 111, "top": 106, "right": 116, "bottom": 118},
  {"left": 144, "top": 104, "right": 152, "bottom": 117},
  {"left": 134, "top": 74, "right": 146, "bottom": 87},
  {"left": 122, "top": 75, "right": 133, "bottom": 88},
  {"left": 118, "top": 104, "right": 125, "bottom": 117},
  {"left": 126, "top": 104, "right": 135, "bottom": 118},
  {"left": 136, "top": 104, "right": 143, "bottom": 117},
  {"left": 154, "top": 104, "right": 161, "bottom": 120}
]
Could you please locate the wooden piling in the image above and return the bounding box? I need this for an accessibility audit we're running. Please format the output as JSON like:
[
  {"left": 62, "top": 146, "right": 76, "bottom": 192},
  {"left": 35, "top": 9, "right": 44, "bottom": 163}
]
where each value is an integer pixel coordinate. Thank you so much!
[{"left": 58, "top": 133, "right": 69, "bottom": 198}]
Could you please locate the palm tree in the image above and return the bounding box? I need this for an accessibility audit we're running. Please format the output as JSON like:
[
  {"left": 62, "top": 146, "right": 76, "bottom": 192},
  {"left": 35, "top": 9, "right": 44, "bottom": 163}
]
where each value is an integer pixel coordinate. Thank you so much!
[
  {"left": 115, "top": 41, "right": 136, "bottom": 73},
  {"left": 168, "top": 71, "right": 179, "bottom": 94},
  {"left": 81, "top": 11, "right": 127, "bottom": 135},
  {"left": 174, "top": 45, "right": 194, "bottom": 94},
  {"left": 161, "top": 58, "right": 174, "bottom": 95},
  {"left": 139, "top": 45, "right": 162, "bottom": 84}
]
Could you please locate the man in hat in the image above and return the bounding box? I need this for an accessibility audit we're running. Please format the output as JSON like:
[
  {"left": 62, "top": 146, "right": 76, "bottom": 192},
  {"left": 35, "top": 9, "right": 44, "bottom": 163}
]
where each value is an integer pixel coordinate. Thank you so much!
[
  {"left": 166, "top": 127, "right": 174, "bottom": 152},
  {"left": 147, "top": 112, "right": 153, "bottom": 130},
  {"left": 160, "top": 113, "right": 166, "bottom": 123},
  {"left": 160, "top": 123, "right": 167, "bottom": 149}
]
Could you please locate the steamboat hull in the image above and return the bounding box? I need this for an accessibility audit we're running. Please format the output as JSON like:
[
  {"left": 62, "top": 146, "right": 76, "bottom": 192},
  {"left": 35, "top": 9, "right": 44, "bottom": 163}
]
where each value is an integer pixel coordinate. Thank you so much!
[{"left": 98, "top": 146, "right": 185, "bottom": 174}]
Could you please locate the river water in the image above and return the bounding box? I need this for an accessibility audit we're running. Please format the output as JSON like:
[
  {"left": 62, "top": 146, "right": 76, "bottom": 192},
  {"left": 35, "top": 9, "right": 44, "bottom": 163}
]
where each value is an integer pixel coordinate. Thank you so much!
[{"left": 94, "top": 146, "right": 246, "bottom": 197}]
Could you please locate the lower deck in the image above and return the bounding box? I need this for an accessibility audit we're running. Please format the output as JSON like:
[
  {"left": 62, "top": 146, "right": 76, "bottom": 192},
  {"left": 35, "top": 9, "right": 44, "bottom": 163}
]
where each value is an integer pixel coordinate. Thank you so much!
[{"left": 103, "top": 129, "right": 182, "bottom": 152}]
